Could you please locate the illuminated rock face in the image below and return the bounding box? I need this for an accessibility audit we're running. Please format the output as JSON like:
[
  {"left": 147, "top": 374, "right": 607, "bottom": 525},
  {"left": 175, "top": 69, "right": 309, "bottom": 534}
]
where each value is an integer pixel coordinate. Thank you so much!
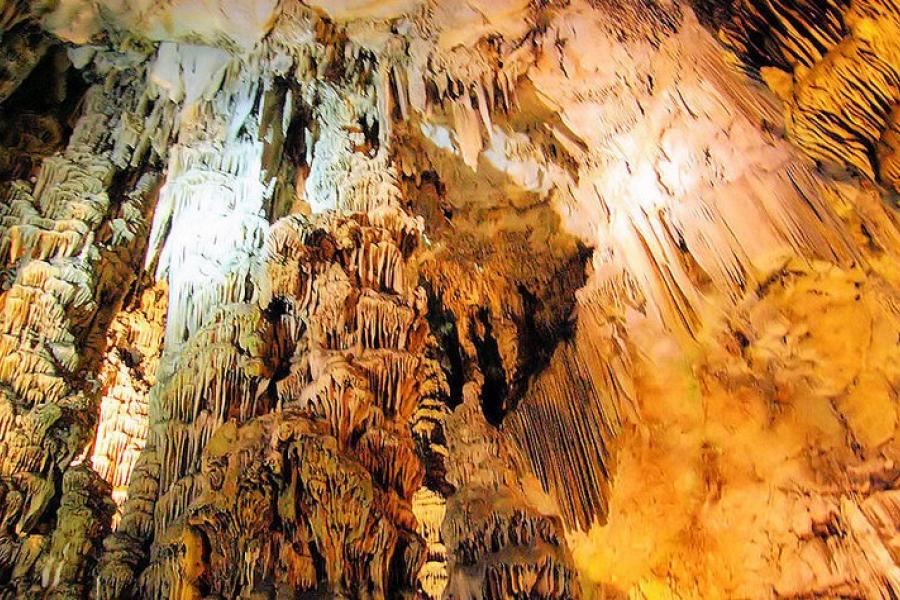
[
  {"left": 0, "top": 0, "right": 899, "bottom": 599},
  {"left": 90, "top": 283, "right": 166, "bottom": 521}
]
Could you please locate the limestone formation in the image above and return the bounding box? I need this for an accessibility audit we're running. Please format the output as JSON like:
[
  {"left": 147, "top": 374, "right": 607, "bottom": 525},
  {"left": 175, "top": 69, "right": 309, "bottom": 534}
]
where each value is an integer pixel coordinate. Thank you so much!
[
  {"left": 0, "top": 35, "right": 167, "bottom": 593},
  {"left": 90, "top": 282, "right": 166, "bottom": 520},
  {"left": 0, "top": 1, "right": 899, "bottom": 599}
]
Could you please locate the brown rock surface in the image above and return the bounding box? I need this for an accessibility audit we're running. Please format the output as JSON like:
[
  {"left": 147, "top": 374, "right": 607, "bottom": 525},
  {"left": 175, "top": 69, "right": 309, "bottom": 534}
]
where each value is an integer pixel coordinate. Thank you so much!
[{"left": 0, "top": 1, "right": 899, "bottom": 598}]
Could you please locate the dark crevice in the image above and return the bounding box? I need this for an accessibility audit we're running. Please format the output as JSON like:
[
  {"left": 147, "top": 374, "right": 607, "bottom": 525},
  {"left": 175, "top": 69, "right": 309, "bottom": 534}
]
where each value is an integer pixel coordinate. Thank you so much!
[
  {"left": 422, "top": 280, "right": 465, "bottom": 410},
  {"left": 473, "top": 308, "right": 510, "bottom": 428},
  {"left": 506, "top": 243, "right": 590, "bottom": 398},
  {"left": 283, "top": 95, "right": 313, "bottom": 169},
  {"left": 358, "top": 115, "right": 381, "bottom": 155},
  {"left": 0, "top": 42, "right": 89, "bottom": 181}
]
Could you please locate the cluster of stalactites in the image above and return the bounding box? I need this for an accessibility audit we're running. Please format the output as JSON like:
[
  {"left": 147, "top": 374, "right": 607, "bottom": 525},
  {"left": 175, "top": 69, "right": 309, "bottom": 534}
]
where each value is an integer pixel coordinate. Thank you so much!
[
  {"left": 154, "top": 161, "right": 446, "bottom": 596},
  {"left": 506, "top": 289, "right": 635, "bottom": 532},
  {"left": 267, "top": 1, "right": 536, "bottom": 166},
  {"left": 96, "top": 56, "right": 281, "bottom": 597},
  {"left": 489, "top": 7, "right": 900, "bottom": 538},
  {"left": 716, "top": 0, "right": 900, "bottom": 192},
  {"left": 94, "top": 46, "right": 459, "bottom": 591},
  {"left": 259, "top": 203, "right": 434, "bottom": 442},
  {"left": 34, "top": 465, "right": 117, "bottom": 598},
  {"left": 148, "top": 139, "right": 272, "bottom": 348},
  {"left": 439, "top": 383, "right": 580, "bottom": 599},
  {"left": 95, "top": 295, "right": 273, "bottom": 599}
]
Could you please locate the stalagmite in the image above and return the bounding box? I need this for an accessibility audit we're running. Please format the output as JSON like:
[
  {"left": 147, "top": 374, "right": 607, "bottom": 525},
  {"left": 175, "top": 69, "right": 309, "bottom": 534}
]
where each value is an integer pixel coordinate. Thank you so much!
[{"left": 97, "top": 44, "right": 280, "bottom": 597}]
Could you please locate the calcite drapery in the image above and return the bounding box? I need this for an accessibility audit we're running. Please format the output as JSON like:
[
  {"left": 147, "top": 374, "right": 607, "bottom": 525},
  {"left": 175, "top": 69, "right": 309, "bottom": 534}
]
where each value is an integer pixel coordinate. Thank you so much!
[
  {"left": 440, "top": 384, "right": 579, "bottom": 600},
  {"left": 707, "top": 0, "right": 900, "bottom": 192}
]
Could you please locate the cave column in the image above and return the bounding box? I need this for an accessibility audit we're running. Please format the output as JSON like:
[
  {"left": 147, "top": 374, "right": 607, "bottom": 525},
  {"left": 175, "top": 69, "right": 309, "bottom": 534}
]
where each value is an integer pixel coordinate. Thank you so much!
[
  {"left": 0, "top": 64, "right": 162, "bottom": 595},
  {"left": 95, "top": 78, "right": 450, "bottom": 597},
  {"left": 97, "top": 54, "right": 283, "bottom": 598}
]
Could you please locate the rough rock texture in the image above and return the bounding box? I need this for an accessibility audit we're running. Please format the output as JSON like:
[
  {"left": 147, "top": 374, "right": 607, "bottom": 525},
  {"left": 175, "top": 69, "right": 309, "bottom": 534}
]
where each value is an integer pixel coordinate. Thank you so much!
[
  {"left": 0, "top": 0, "right": 899, "bottom": 599},
  {"left": 0, "top": 43, "right": 164, "bottom": 594},
  {"left": 90, "top": 282, "right": 166, "bottom": 520},
  {"left": 704, "top": 0, "right": 900, "bottom": 192}
]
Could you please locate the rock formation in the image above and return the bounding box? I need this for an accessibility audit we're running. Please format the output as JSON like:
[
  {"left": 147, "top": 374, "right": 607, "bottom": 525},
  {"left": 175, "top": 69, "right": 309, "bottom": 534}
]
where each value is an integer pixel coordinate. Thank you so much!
[{"left": 0, "top": 0, "right": 898, "bottom": 598}]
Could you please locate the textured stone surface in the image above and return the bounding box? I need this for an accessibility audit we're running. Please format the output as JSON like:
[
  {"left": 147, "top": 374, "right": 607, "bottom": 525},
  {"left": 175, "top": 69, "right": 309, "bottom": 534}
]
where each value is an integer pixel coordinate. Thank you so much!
[{"left": 0, "top": 1, "right": 899, "bottom": 598}]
